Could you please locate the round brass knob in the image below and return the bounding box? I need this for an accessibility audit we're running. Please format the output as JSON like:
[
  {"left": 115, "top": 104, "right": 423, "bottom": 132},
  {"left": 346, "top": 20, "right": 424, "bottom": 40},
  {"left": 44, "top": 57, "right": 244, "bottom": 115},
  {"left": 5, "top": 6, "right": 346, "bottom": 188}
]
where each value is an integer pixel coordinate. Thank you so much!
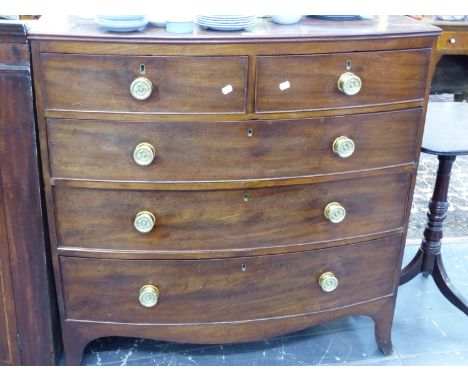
[
  {"left": 139, "top": 285, "right": 159, "bottom": 308},
  {"left": 332, "top": 136, "right": 355, "bottom": 158},
  {"left": 319, "top": 272, "right": 339, "bottom": 292},
  {"left": 134, "top": 211, "right": 156, "bottom": 233},
  {"left": 133, "top": 143, "right": 156, "bottom": 166},
  {"left": 130, "top": 77, "right": 153, "bottom": 100},
  {"left": 324, "top": 202, "right": 346, "bottom": 224},
  {"left": 337, "top": 72, "right": 362, "bottom": 96}
]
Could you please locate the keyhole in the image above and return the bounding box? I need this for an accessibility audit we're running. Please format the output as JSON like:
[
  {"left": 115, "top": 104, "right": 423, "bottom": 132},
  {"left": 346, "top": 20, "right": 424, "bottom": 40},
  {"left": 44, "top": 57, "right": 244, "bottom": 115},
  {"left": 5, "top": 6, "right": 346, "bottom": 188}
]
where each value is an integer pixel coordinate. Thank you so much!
[
  {"left": 243, "top": 192, "right": 249, "bottom": 202},
  {"left": 247, "top": 128, "right": 254, "bottom": 137},
  {"left": 241, "top": 263, "right": 247, "bottom": 272},
  {"left": 346, "top": 60, "right": 352, "bottom": 70},
  {"left": 139, "top": 64, "right": 146, "bottom": 74}
]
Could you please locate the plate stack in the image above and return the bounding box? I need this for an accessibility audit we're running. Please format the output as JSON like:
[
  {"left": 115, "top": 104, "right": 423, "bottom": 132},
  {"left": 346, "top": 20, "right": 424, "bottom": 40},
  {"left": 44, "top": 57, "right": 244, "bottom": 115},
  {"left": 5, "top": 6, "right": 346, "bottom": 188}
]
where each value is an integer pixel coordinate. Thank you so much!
[
  {"left": 196, "top": 15, "right": 257, "bottom": 31},
  {"left": 95, "top": 15, "right": 149, "bottom": 32}
]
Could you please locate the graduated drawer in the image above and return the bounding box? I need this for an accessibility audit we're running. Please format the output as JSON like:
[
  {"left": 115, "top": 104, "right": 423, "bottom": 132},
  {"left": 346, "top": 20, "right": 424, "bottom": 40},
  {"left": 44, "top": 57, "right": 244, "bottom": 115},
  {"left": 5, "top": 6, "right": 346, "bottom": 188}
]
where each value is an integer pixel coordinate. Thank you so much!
[
  {"left": 54, "top": 172, "right": 410, "bottom": 253},
  {"left": 256, "top": 49, "right": 430, "bottom": 112},
  {"left": 47, "top": 108, "right": 421, "bottom": 182},
  {"left": 39, "top": 53, "right": 248, "bottom": 114},
  {"left": 60, "top": 236, "right": 402, "bottom": 324}
]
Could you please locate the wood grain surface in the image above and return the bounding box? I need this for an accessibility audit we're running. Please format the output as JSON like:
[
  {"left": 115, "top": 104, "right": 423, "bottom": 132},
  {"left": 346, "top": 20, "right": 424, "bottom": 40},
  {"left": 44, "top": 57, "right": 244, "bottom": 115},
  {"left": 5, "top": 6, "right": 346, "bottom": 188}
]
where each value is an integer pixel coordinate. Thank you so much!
[
  {"left": 256, "top": 49, "right": 430, "bottom": 112},
  {"left": 40, "top": 53, "right": 248, "bottom": 114},
  {"left": 47, "top": 108, "right": 421, "bottom": 183},
  {"left": 53, "top": 172, "right": 411, "bottom": 254},
  {"left": 28, "top": 15, "right": 439, "bottom": 365},
  {"left": 60, "top": 235, "right": 401, "bottom": 324},
  {"left": 0, "top": 22, "right": 59, "bottom": 365},
  {"left": 0, "top": 183, "right": 19, "bottom": 365}
]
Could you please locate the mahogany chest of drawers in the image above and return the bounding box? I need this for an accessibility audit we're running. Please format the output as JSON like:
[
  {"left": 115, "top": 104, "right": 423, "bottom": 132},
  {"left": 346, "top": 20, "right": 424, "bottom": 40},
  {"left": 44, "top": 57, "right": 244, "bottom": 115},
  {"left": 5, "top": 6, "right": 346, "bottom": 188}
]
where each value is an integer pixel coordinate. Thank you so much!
[{"left": 29, "top": 16, "right": 440, "bottom": 365}]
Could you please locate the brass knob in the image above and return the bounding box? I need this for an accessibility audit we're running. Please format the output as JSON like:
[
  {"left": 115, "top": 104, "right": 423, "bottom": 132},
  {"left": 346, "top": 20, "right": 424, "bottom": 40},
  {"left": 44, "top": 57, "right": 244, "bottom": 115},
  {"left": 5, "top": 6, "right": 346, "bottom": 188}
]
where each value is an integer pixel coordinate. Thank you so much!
[
  {"left": 139, "top": 285, "right": 159, "bottom": 308},
  {"left": 130, "top": 77, "right": 153, "bottom": 100},
  {"left": 319, "top": 272, "right": 339, "bottom": 292},
  {"left": 332, "top": 136, "right": 355, "bottom": 158},
  {"left": 134, "top": 211, "right": 156, "bottom": 233},
  {"left": 337, "top": 72, "right": 362, "bottom": 96},
  {"left": 324, "top": 202, "right": 346, "bottom": 224},
  {"left": 133, "top": 143, "right": 156, "bottom": 166}
]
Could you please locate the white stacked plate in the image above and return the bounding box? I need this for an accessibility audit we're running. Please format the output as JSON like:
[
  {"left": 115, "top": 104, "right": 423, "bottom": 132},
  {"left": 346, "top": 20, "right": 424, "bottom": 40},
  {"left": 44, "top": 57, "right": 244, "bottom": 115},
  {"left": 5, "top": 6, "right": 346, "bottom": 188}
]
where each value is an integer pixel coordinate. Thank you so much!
[
  {"left": 196, "top": 15, "right": 257, "bottom": 31},
  {"left": 95, "top": 15, "right": 149, "bottom": 32}
]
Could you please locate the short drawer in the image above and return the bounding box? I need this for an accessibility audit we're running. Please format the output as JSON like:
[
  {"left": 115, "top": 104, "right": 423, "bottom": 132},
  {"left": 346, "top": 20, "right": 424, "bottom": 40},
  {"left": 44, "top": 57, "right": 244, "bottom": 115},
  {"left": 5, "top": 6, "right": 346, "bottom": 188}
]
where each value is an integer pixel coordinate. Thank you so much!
[
  {"left": 54, "top": 172, "right": 410, "bottom": 253},
  {"left": 256, "top": 49, "right": 430, "bottom": 112},
  {"left": 47, "top": 108, "right": 421, "bottom": 182},
  {"left": 437, "top": 31, "right": 468, "bottom": 53},
  {"left": 40, "top": 53, "right": 248, "bottom": 114},
  {"left": 60, "top": 235, "right": 402, "bottom": 323}
]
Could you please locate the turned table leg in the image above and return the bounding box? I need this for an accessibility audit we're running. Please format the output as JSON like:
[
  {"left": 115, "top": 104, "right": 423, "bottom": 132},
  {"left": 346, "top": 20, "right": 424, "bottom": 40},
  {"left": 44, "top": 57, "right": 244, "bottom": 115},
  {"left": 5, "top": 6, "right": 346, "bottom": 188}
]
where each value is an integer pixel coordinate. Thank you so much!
[
  {"left": 419, "top": 155, "right": 455, "bottom": 277},
  {"left": 400, "top": 155, "right": 467, "bottom": 315}
]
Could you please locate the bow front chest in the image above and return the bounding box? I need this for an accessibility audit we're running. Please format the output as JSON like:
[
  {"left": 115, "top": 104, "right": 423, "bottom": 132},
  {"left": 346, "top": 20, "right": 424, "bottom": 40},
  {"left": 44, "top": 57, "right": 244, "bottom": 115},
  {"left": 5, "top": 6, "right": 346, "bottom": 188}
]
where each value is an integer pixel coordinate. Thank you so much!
[{"left": 29, "top": 16, "right": 440, "bottom": 365}]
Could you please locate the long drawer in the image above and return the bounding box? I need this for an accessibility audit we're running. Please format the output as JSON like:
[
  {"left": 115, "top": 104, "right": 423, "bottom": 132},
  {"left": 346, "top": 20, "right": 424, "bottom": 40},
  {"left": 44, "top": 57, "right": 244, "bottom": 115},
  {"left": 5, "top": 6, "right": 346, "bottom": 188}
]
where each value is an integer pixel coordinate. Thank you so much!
[
  {"left": 40, "top": 54, "right": 248, "bottom": 114},
  {"left": 60, "top": 235, "right": 402, "bottom": 324},
  {"left": 47, "top": 108, "right": 421, "bottom": 182},
  {"left": 256, "top": 49, "right": 430, "bottom": 112},
  {"left": 54, "top": 172, "right": 410, "bottom": 253}
]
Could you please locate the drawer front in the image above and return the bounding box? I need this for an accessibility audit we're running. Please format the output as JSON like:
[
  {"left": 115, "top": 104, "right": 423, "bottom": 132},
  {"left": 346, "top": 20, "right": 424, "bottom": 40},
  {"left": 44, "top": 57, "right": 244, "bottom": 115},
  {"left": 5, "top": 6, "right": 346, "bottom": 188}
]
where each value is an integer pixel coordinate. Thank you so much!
[
  {"left": 60, "top": 236, "right": 402, "bottom": 323},
  {"left": 40, "top": 53, "right": 248, "bottom": 114},
  {"left": 47, "top": 108, "right": 421, "bottom": 182},
  {"left": 437, "top": 31, "right": 468, "bottom": 53},
  {"left": 54, "top": 172, "right": 410, "bottom": 252},
  {"left": 256, "top": 49, "right": 430, "bottom": 112}
]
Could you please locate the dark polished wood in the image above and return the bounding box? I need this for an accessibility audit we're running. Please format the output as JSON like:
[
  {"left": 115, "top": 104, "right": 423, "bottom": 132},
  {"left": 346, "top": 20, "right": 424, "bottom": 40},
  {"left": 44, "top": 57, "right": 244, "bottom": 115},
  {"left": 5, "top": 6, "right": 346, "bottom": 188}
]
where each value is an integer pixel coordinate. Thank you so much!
[
  {"left": 29, "top": 16, "right": 440, "bottom": 42},
  {"left": 29, "top": 16, "right": 440, "bottom": 365},
  {"left": 256, "top": 49, "right": 430, "bottom": 112},
  {"left": 0, "top": 180, "right": 20, "bottom": 365},
  {"left": 400, "top": 155, "right": 467, "bottom": 315},
  {"left": 53, "top": 172, "right": 410, "bottom": 255},
  {"left": 61, "top": 237, "right": 401, "bottom": 324},
  {"left": 47, "top": 109, "right": 421, "bottom": 183},
  {"left": 0, "top": 22, "right": 59, "bottom": 365},
  {"left": 61, "top": 296, "right": 397, "bottom": 365},
  {"left": 40, "top": 53, "right": 248, "bottom": 114}
]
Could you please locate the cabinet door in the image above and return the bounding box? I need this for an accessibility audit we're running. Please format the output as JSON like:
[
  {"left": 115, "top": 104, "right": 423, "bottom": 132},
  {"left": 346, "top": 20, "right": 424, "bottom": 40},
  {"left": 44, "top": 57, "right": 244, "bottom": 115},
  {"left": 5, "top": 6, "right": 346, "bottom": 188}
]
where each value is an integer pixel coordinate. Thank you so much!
[
  {"left": 0, "top": 186, "right": 20, "bottom": 366},
  {"left": 0, "top": 23, "right": 58, "bottom": 365}
]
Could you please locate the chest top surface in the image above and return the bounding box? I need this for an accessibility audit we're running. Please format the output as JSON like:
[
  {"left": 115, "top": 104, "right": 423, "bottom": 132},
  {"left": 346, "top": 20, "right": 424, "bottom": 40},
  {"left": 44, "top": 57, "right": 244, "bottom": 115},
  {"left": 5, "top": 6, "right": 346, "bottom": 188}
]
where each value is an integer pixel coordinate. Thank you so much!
[{"left": 27, "top": 15, "right": 440, "bottom": 43}]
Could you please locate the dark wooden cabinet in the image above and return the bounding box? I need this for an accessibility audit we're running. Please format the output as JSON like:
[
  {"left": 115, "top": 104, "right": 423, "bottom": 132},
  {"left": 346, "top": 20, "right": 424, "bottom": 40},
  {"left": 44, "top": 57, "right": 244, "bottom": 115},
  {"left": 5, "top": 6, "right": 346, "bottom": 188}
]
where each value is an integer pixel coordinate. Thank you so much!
[
  {"left": 0, "top": 22, "right": 59, "bottom": 366},
  {"left": 29, "top": 16, "right": 440, "bottom": 365}
]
